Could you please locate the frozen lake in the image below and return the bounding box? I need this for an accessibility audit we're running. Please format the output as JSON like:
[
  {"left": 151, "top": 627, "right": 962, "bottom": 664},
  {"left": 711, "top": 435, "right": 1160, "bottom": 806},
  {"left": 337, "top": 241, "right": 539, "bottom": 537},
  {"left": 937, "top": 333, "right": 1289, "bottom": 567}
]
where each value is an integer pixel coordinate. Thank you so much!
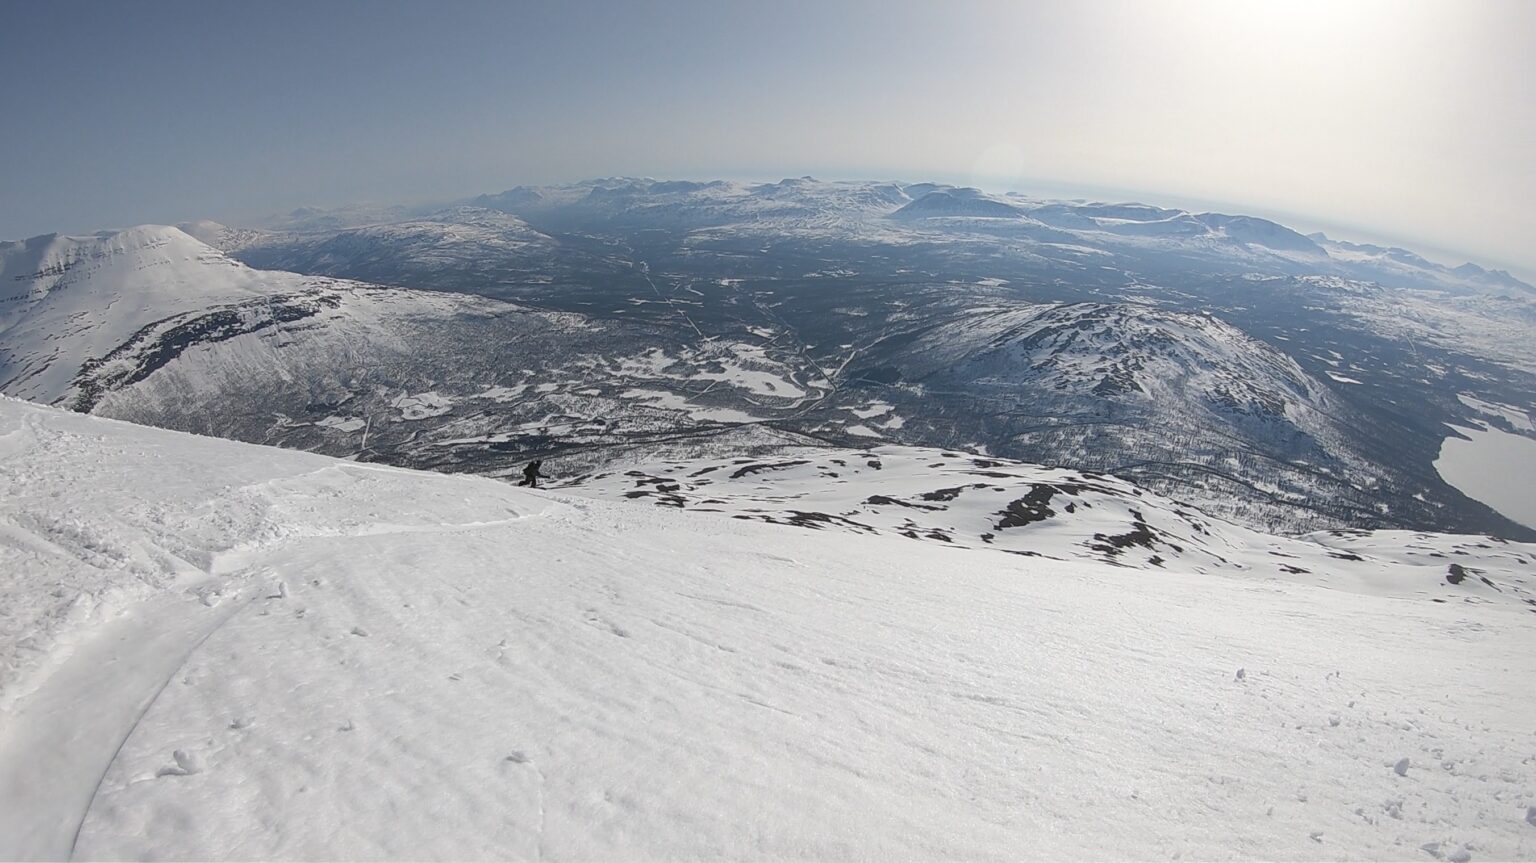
[{"left": 1435, "top": 424, "right": 1536, "bottom": 530}]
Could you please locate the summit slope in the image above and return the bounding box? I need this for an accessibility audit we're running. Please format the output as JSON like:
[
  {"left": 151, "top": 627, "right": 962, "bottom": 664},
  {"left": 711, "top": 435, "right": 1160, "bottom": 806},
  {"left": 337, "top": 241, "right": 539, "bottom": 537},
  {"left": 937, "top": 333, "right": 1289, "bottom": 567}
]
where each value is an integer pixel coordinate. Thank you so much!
[{"left": 2, "top": 398, "right": 1534, "bottom": 860}]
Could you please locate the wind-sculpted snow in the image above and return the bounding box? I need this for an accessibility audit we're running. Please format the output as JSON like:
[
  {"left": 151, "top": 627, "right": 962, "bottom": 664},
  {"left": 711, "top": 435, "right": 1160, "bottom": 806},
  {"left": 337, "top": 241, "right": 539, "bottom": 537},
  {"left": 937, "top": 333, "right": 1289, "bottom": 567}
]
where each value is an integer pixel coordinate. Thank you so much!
[
  {"left": 2, "top": 399, "right": 1534, "bottom": 860},
  {"left": 567, "top": 444, "right": 1536, "bottom": 610}
]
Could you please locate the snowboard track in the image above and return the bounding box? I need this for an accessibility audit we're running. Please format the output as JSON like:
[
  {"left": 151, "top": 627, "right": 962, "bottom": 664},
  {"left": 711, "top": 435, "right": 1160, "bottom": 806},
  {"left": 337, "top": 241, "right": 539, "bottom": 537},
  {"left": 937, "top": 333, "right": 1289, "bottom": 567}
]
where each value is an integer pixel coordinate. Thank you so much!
[{"left": 65, "top": 599, "right": 247, "bottom": 860}]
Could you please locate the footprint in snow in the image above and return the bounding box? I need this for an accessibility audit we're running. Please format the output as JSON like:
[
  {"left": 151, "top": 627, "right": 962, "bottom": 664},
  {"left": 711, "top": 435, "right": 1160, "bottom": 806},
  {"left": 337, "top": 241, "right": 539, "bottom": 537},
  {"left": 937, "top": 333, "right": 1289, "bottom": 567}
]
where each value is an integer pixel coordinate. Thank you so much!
[
  {"left": 583, "top": 610, "right": 630, "bottom": 638},
  {"left": 1421, "top": 841, "right": 1473, "bottom": 863},
  {"left": 156, "top": 749, "right": 203, "bottom": 777}
]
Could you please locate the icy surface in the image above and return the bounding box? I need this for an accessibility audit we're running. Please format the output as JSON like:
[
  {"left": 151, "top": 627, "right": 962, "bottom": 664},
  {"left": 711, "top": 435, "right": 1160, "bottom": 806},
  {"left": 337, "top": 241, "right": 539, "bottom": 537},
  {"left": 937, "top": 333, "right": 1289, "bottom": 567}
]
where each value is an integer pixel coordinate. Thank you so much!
[
  {"left": 1436, "top": 424, "right": 1536, "bottom": 529},
  {"left": 1, "top": 398, "right": 1534, "bottom": 860}
]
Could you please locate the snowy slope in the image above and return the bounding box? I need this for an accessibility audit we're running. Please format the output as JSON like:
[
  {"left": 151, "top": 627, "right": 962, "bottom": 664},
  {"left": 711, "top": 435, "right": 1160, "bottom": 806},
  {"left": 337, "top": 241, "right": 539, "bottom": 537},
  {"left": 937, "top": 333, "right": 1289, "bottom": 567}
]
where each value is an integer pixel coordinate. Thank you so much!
[
  {"left": 3, "top": 398, "right": 1534, "bottom": 860},
  {"left": 568, "top": 446, "right": 1536, "bottom": 606}
]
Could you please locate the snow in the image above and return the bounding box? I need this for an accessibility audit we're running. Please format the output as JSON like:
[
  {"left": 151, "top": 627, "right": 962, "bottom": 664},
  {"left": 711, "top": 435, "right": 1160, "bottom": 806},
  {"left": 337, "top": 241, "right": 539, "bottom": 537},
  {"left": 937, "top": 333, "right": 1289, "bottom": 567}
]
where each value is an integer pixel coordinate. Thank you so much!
[
  {"left": 849, "top": 401, "right": 894, "bottom": 419},
  {"left": 1457, "top": 394, "right": 1535, "bottom": 432},
  {"left": 475, "top": 384, "right": 530, "bottom": 402},
  {"left": 571, "top": 446, "right": 1536, "bottom": 602},
  {"left": 315, "top": 415, "right": 367, "bottom": 433},
  {"left": 615, "top": 344, "right": 809, "bottom": 402},
  {"left": 390, "top": 390, "right": 455, "bottom": 420},
  {"left": 2, "top": 398, "right": 1535, "bottom": 860},
  {"left": 618, "top": 388, "right": 763, "bottom": 423}
]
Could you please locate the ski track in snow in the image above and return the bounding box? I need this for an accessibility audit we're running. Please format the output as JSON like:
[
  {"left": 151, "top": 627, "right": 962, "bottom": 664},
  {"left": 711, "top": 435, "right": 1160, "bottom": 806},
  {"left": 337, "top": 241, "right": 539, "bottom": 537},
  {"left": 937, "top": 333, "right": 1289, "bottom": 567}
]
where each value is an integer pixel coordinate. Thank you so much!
[
  {"left": 0, "top": 594, "right": 244, "bottom": 860},
  {"left": 1, "top": 398, "right": 1534, "bottom": 860}
]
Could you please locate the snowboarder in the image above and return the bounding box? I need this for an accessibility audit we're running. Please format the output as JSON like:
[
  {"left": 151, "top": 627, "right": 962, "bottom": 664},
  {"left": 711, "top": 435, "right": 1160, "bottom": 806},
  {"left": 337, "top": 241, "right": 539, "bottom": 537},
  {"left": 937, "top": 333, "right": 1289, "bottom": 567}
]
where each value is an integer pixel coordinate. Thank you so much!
[{"left": 519, "top": 460, "right": 547, "bottom": 488}]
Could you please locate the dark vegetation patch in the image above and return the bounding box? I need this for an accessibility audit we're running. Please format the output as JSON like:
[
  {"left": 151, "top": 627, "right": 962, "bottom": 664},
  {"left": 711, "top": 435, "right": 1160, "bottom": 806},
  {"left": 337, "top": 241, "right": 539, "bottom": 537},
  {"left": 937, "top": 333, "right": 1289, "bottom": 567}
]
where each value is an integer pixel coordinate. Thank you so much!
[
  {"left": 728, "top": 460, "right": 810, "bottom": 480},
  {"left": 994, "top": 485, "right": 1061, "bottom": 530},
  {"left": 623, "top": 489, "right": 686, "bottom": 507},
  {"left": 852, "top": 366, "right": 902, "bottom": 384},
  {"left": 864, "top": 495, "right": 944, "bottom": 512},
  {"left": 736, "top": 510, "right": 877, "bottom": 533},
  {"left": 918, "top": 483, "right": 991, "bottom": 502},
  {"left": 1088, "top": 510, "right": 1166, "bottom": 558}
]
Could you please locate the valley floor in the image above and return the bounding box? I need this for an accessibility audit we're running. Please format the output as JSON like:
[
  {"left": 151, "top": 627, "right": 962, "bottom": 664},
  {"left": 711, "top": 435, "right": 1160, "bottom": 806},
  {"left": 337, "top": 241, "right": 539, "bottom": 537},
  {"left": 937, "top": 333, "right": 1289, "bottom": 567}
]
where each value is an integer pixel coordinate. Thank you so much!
[{"left": 1, "top": 399, "right": 1533, "bottom": 860}]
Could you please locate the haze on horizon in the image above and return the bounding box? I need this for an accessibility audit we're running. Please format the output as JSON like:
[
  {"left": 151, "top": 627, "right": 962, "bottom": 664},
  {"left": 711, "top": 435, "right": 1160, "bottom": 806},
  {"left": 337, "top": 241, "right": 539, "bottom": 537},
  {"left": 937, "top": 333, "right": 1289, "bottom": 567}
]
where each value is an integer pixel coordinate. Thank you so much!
[{"left": 2, "top": 0, "right": 1532, "bottom": 280}]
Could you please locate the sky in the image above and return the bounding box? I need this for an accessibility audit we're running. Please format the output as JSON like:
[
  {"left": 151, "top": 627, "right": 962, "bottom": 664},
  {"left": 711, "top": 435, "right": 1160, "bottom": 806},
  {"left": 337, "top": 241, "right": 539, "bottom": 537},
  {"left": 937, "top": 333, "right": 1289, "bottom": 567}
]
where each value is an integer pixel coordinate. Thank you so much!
[{"left": 2, "top": 0, "right": 1532, "bottom": 278}]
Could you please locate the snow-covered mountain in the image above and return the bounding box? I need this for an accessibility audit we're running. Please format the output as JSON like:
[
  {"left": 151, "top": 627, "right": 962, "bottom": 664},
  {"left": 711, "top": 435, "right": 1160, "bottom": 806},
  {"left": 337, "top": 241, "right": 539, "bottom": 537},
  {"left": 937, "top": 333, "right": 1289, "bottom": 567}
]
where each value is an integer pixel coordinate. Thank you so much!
[
  {"left": 904, "top": 302, "right": 1333, "bottom": 419},
  {"left": 235, "top": 207, "right": 569, "bottom": 286},
  {"left": 2, "top": 397, "right": 1533, "bottom": 860},
  {"left": 456, "top": 178, "right": 1528, "bottom": 293},
  {"left": 842, "top": 301, "right": 1401, "bottom": 532},
  {"left": 1312, "top": 234, "right": 1535, "bottom": 296},
  {"left": 0, "top": 226, "right": 326, "bottom": 404}
]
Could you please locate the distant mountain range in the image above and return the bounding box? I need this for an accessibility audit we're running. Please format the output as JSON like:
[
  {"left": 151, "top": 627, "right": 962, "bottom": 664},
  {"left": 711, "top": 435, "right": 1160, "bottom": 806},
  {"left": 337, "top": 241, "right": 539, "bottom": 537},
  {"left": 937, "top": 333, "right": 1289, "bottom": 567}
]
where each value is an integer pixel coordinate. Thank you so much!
[{"left": 3, "top": 178, "right": 1533, "bottom": 539}]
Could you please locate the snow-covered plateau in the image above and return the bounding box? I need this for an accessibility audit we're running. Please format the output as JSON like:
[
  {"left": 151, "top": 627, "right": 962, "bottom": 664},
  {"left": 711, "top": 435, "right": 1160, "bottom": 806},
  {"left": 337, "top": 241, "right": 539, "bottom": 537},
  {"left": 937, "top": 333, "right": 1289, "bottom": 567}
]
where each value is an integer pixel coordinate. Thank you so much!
[{"left": 2, "top": 397, "right": 1534, "bottom": 860}]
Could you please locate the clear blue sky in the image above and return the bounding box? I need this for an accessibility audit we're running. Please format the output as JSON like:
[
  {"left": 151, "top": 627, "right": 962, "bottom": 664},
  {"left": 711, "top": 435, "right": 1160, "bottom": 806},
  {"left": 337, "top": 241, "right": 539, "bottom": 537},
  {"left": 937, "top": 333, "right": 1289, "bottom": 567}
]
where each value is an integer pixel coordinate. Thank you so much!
[{"left": 3, "top": 0, "right": 1532, "bottom": 278}]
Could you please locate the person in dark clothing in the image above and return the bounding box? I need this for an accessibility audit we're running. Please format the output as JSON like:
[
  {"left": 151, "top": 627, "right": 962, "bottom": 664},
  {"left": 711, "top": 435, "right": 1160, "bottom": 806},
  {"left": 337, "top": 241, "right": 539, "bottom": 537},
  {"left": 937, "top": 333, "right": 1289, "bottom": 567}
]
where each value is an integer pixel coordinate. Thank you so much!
[{"left": 519, "top": 460, "right": 547, "bottom": 488}]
